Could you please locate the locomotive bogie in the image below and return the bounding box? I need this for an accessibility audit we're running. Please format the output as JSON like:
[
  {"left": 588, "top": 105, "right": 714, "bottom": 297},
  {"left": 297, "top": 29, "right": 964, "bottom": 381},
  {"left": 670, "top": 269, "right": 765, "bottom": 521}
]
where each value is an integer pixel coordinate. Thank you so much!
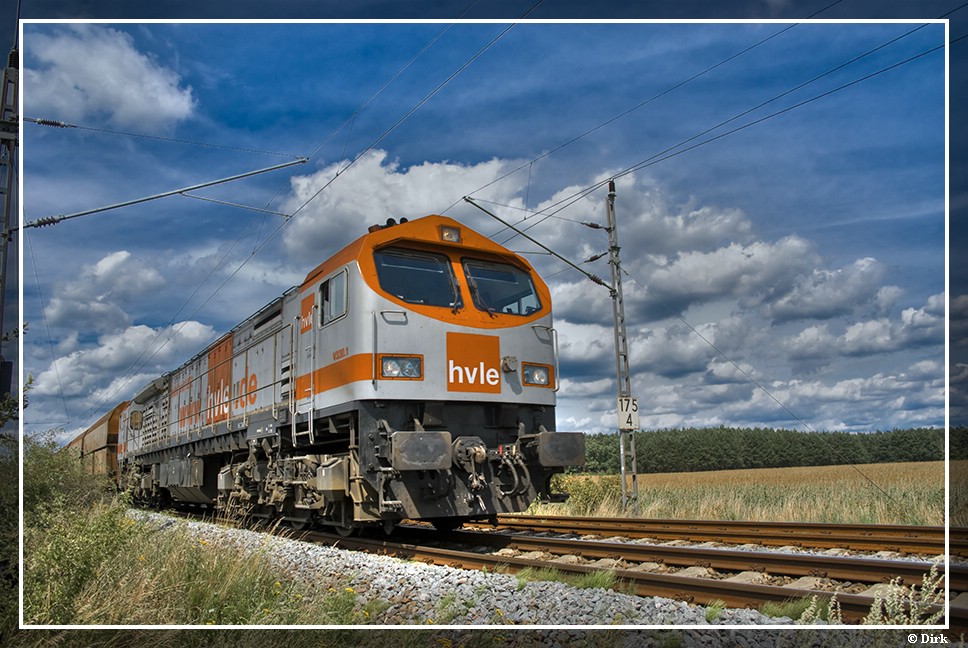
[{"left": 95, "top": 216, "right": 584, "bottom": 531}]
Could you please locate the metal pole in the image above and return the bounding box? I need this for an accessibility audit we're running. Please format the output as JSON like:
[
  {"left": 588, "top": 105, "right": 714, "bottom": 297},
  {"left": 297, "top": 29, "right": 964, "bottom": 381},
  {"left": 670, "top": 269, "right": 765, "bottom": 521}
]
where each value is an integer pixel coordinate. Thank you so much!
[
  {"left": 0, "top": 45, "right": 19, "bottom": 398},
  {"left": 605, "top": 179, "right": 638, "bottom": 512}
]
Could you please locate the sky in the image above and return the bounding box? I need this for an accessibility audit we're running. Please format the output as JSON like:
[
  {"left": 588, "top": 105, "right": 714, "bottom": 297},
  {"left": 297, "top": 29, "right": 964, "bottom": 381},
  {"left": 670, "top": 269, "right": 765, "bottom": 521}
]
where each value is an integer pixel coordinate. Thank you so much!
[{"left": 15, "top": 14, "right": 951, "bottom": 442}]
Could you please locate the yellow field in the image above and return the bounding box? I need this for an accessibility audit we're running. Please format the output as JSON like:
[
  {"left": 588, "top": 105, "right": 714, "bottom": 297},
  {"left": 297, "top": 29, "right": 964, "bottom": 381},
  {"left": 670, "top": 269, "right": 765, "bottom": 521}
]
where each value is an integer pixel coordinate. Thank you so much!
[{"left": 538, "top": 461, "right": 949, "bottom": 526}]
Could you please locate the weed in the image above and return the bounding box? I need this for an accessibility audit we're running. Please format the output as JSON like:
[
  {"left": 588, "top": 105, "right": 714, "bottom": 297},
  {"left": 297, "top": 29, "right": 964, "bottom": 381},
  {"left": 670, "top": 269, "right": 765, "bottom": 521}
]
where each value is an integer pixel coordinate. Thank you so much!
[
  {"left": 515, "top": 565, "right": 617, "bottom": 592},
  {"left": 863, "top": 561, "right": 945, "bottom": 625},
  {"left": 704, "top": 599, "right": 726, "bottom": 622},
  {"left": 761, "top": 596, "right": 825, "bottom": 621}
]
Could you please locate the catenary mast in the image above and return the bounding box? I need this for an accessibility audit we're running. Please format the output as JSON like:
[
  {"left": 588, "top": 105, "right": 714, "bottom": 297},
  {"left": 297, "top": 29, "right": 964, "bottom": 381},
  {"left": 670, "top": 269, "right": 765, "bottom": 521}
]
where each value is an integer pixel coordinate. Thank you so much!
[{"left": 605, "top": 179, "right": 639, "bottom": 511}]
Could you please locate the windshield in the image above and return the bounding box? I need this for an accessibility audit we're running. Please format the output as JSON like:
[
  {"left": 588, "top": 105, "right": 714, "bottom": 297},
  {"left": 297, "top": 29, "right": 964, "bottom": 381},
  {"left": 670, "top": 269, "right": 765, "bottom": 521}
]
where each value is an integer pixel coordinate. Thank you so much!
[
  {"left": 462, "top": 258, "right": 542, "bottom": 316},
  {"left": 373, "top": 248, "right": 462, "bottom": 309}
]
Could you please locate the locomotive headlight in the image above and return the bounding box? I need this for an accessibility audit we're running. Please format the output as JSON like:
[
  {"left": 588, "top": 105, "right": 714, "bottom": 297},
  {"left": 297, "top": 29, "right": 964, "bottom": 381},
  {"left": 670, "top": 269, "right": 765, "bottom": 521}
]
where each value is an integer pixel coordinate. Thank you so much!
[
  {"left": 522, "top": 363, "right": 552, "bottom": 387},
  {"left": 440, "top": 225, "right": 461, "bottom": 243},
  {"left": 381, "top": 356, "right": 423, "bottom": 379}
]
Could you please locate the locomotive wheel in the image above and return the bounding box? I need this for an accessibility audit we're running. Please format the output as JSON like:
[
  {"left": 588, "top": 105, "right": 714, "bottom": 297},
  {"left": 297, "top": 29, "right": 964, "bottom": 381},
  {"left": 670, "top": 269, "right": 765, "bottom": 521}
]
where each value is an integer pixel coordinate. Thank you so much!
[
  {"left": 286, "top": 514, "right": 313, "bottom": 530},
  {"left": 333, "top": 523, "right": 357, "bottom": 537}
]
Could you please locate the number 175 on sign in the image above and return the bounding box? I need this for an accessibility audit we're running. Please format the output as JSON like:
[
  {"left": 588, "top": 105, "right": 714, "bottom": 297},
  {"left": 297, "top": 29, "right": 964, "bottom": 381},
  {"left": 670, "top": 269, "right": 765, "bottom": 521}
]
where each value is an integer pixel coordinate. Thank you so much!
[{"left": 617, "top": 397, "right": 639, "bottom": 431}]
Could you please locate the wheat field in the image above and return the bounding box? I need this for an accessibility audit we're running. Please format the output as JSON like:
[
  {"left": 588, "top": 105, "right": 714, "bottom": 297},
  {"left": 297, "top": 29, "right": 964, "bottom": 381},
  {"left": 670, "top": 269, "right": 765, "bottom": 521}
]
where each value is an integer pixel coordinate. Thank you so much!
[{"left": 536, "top": 461, "right": 949, "bottom": 526}]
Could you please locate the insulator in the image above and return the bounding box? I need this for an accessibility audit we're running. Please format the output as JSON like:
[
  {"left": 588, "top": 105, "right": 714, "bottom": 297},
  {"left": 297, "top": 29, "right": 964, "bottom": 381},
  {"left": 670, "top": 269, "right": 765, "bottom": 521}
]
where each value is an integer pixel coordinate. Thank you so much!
[
  {"left": 34, "top": 216, "right": 61, "bottom": 228},
  {"left": 34, "top": 118, "right": 74, "bottom": 129},
  {"left": 584, "top": 252, "right": 606, "bottom": 263},
  {"left": 582, "top": 222, "right": 603, "bottom": 230}
]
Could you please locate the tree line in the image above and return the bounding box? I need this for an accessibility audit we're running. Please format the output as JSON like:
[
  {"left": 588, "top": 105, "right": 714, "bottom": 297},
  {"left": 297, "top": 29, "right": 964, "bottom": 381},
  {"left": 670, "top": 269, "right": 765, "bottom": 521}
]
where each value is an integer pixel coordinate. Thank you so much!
[{"left": 579, "top": 426, "right": 950, "bottom": 474}]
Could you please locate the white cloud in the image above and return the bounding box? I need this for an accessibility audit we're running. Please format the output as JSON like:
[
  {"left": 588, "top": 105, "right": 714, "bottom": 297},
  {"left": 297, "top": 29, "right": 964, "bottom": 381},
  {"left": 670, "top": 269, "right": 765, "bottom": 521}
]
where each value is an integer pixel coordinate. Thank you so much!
[
  {"left": 45, "top": 250, "right": 166, "bottom": 334},
  {"left": 784, "top": 293, "right": 945, "bottom": 363},
  {"left": 281, "top": 150, "right": 526, "bottom": 263},
  {"left": 641, "top": 236, "right": 817, "bottom": 317},
  {"left": 24, "top": 25, "right": 195, "bottom": 131},
  {"left": 32, "top": 321, "right": 217, "bottom": 401},
  {"left": 767, "top": 257, "right": 892, "bottom": 322}
]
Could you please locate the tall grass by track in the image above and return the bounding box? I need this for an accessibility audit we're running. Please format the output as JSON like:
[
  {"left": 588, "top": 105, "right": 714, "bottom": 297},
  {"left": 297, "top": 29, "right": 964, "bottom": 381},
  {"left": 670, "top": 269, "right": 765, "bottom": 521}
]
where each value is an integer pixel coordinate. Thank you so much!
[
  {"left": 14, "top": 432, "right": 384, "bottom": 636},
  {"left": 537, "top": 462, "right": 945, "bottom": 526},
  {"left": 2, "top": 436, "right": 953, "bottom": 647}
]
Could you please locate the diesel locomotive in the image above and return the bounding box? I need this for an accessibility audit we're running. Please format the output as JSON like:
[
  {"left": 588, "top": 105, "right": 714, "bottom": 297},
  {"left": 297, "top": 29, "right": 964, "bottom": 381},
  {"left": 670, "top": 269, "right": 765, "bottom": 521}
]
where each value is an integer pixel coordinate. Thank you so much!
[{"left": 86, "top": 215, "right": 584, "bottom": 534}]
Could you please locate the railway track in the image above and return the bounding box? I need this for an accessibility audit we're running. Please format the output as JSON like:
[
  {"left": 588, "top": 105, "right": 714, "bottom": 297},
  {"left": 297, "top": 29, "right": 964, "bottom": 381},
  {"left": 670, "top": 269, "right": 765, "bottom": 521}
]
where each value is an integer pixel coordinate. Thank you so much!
[
  {"left": 306, "top": 527, "right": 949, "bottom": 628},
  {"left": 167, "top": 508, "right": 959, "bottom": 631},
  {"left": 469, "top": 514, "right": 957, "bottom": 557}
]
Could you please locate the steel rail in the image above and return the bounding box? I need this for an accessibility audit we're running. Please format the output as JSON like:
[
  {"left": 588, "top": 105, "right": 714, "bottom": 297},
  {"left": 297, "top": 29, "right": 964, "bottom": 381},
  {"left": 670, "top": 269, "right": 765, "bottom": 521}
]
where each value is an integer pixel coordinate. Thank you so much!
[
  {"left": 302, "top": 530, "right": 943, "bottom": 626},
  {"left": 404, "top": 527, "right": 958, "bottom": 589},
  {"left": 475, "top": 515, "right": 954, "bottom": 556}
]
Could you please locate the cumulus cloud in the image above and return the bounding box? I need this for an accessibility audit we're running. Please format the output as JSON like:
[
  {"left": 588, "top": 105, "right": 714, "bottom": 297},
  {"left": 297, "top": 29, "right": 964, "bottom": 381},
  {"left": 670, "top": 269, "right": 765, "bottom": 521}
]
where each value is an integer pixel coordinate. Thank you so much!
[
  {"left": 630, "top": 321, "right": 720, "bottom": 379},
  {"left": 638, "top": 236, "right": 818, "bottom": 319},
  {"left": 785, "top": 293, "right": 945, "bottom": 363},
  {"left": 32, "top": 321, "right": 217, "bottom": 401},
  {"left": 767, "top": 257, "right": 893, "bottom": 323},
  {"left": 45, "top": 250, "right": 166, "bottom": 334},
  {"left": 281, "top": 150, "right": 526, "bottom": 262},
  {"left": 24, "top": 25, "right": 195, "bottom": 131}
]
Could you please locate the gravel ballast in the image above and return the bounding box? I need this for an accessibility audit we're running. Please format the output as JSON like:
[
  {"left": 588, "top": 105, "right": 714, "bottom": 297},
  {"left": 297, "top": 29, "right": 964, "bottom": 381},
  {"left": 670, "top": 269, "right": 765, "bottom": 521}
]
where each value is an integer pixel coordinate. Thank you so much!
[{"left": 136, "top": 511, "right": 792, "bottom": 627}]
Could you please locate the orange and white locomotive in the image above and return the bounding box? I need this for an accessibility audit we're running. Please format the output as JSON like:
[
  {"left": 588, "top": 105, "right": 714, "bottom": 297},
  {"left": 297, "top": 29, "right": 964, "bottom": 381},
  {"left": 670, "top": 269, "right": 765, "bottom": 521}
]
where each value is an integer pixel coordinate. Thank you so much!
[{"left": 118, "top": 215, "right": 584, "bottom": 533}]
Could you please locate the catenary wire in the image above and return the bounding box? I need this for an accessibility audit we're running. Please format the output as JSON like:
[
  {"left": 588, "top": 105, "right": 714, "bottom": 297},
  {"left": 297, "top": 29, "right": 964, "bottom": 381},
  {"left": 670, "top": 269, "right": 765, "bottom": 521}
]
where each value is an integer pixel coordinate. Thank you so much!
[
  {"left": 69, "top": 11, "right": 526, "bottom": 429},
  {"left": 446, "top": 0, "right": 849, "bottom": 221},
  {"left": 24, "top": 229, "right": 70, "bottom": 423},
  {"left": 288, "top": 22, "right": 518, "bottom": 219},
  {"left": 23, "top": 117, "right": 303, "bottom": 160},
  {"left": 500, "top": 29, "right": 952, "bottom": 244},
  {"left": 69, "top": 22, "right": 471, "bottom": 424}
]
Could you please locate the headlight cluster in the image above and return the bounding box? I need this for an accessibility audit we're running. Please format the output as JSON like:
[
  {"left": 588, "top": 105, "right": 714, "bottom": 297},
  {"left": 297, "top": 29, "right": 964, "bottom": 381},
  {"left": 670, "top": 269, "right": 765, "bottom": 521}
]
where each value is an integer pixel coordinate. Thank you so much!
[
  {"left": 381, "top": 356, "right": 423, "bottom": 379},
  {"left": 522, "top": 363, "right": 552, "bottom": 387}
]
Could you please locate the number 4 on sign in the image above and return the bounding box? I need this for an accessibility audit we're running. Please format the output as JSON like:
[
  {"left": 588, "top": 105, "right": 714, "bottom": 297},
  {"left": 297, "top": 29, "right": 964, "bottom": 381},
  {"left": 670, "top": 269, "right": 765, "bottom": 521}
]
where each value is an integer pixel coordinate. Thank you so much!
[{"left": 617, "top": 397, "right": 639, "bottom": 431}]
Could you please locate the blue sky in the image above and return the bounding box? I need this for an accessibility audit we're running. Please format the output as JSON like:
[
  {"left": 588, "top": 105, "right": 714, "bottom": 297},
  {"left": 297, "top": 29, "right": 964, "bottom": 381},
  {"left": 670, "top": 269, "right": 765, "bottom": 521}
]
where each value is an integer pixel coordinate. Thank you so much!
[{"left": 17, "top": 17, "right": 948, "bottom": 440}]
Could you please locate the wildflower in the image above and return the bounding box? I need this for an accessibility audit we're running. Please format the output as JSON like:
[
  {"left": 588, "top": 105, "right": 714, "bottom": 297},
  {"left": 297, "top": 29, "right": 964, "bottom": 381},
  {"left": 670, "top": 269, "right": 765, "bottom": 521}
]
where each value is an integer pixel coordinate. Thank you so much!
[
  {"left": 138, "top": 555, "right": 145, "bottom": 562},
  {"left": 199, "top": 539, "right": 208, "bottom": 546},
  {"left": 344, "top": 586, "right": 355, "bottom": 594}
]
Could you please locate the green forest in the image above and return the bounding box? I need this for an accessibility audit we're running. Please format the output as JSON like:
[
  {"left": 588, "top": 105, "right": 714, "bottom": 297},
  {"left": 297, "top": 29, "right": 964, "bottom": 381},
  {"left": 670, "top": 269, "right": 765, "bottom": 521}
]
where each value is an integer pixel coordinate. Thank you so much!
[{"left": 578, "top": 426, "right": 956, "bottom": 474}]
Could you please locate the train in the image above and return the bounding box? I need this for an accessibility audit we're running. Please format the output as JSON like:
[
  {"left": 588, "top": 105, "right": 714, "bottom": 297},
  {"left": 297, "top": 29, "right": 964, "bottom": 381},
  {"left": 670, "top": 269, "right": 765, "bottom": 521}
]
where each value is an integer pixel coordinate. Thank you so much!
[
  {"left": 66, "top": 401, "right": 128, "bottom": 478},
  {"left": 72, "top": 214, "right": 585, "bottom": 534}
]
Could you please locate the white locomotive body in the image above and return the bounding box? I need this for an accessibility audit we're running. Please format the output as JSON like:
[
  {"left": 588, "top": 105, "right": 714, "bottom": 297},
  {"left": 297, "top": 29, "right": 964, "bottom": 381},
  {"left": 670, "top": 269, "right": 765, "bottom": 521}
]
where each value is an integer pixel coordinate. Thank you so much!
[{"left": 118, "top": 215, "right": 584, "bottom": 532}]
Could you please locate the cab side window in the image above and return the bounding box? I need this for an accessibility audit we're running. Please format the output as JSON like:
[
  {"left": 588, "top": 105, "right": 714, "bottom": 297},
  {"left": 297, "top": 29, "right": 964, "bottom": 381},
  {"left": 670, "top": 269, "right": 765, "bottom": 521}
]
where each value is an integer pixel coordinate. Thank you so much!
[{"left": 320, "top": 270, "right": 347, "bottom": 326}]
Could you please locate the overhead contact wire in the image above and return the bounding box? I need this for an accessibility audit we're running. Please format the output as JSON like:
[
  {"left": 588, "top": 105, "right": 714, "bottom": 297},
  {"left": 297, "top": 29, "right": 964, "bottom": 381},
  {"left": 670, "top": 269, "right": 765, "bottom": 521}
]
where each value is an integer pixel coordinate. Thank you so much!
[
  {"left": 72, "top": 12, "right": 521, "bottom": 429},
  {"left": 503, "top": 28, "right": 951, "bottom": 243}
]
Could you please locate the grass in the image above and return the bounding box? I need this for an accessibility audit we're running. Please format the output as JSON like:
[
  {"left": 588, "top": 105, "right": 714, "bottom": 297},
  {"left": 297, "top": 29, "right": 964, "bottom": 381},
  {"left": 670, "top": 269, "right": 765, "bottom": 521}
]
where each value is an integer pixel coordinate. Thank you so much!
[
  {"left": 15, "top": 432, "right": 388, "bottom": 630},
  {"left": 23, "top": 500, "right": 383, "bottom": 626},
  {"left": 3, "top": 436, "right": 954, "bottom": 645},
  {"left": 514, "top": 566, "right": 617, "bottom": 592},
  {"left": 537, "top": 462, "right": 945, "bottom": 526}
]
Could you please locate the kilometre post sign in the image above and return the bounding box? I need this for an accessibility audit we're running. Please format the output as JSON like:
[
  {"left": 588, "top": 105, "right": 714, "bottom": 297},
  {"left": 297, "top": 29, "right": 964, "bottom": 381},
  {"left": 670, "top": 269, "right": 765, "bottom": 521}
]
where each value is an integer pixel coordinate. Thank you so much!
[{"left": 617, "top": 397, "right": 639, "bottom": 431}]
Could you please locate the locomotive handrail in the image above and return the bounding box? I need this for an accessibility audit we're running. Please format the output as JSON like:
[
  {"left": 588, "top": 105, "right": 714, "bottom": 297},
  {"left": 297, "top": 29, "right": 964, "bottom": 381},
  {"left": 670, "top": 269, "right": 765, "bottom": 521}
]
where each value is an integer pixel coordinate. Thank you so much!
[
  {"left": 531, "top": 325, "right": 560, "bottom": 392},
  {"left": 372, "top": 311, "right": 378, "bottom": 389}
]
